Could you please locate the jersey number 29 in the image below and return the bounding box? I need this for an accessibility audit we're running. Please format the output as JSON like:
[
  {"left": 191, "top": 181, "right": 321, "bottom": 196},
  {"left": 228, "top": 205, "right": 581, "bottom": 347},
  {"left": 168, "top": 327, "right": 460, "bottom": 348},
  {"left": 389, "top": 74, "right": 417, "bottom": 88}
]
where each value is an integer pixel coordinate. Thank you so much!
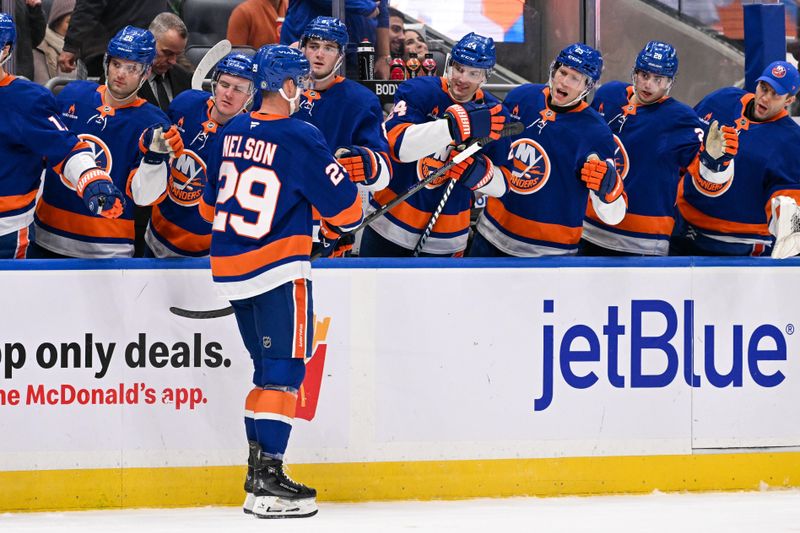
[{"left": 214, "top": 161, "right": 280, "bottom": 239}]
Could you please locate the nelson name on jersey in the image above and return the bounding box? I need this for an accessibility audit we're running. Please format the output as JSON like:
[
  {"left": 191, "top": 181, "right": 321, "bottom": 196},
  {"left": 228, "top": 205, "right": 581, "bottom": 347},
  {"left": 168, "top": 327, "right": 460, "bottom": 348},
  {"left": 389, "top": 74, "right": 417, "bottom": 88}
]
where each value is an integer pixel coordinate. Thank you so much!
[{"left": 221, "top": 134, "right": 278, "bottom": 166}]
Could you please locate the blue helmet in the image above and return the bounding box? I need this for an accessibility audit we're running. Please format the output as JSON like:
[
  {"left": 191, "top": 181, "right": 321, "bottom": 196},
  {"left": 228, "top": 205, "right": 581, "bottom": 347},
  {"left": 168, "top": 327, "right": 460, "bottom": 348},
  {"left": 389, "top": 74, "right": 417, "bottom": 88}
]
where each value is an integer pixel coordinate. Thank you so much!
[
  {"left": 451, "top": 32, "right": 496, "bottom": 70},
  {"left": 214, "top": 52, "right": 255, "bottom": 82},
  {"left": 252, "top": 45, "right": 310, "bottom": 92},
  {"left": 106, "top": 26, "right": 156, "bottom": 66},
  {"left": 635, "top": 40, "right": 678, "bottom": 78},
  {"left": 301, "top": 16, "right": 348, "bottom": 50},
  {"left": 554, "top": 43, "right": 603, "bottom": 83},
  {"left": 0, "top": 13, "right": 15, "bottom": 52}
]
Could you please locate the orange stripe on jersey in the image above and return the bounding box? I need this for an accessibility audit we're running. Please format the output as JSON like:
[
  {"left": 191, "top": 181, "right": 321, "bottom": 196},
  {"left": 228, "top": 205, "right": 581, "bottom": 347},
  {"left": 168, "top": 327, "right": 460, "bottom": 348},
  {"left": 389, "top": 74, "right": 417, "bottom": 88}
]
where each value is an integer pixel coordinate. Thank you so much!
[
  {"left": 0, "top": 190, "right": 38, "bottom": 213},
  {"left": 198, "top": 197, "right": 214, "bottom": 223},
  {"left": 766, "top": 189, "right": 800, "bottom": 222},
  {"left": 324, "top": 195, "right": 362, "bottom": 229},
  {"left": 0, "top": 74, "right": 16, "bottom": 87},
  {"left": 151, "top": 205, "right": 211, "bottom": 253},
  {"left": 386, "top": 122, "right": 413, "bottom": 162},
  {"left": 676, "top": 180, "right": 770, "bottom": 236},
  {"left": 36, "top": 199, "right": 134, "bottom": 238},
  {"left": 486, "top": 198, "right": 583, "bottom": 245},
  {"left": 586, "top": 202, "right": 675, "bottom": 236},
  {"left": 311, "top": 206, "right": 321, "bottom": 223},
  {"left": 52, "top": 141, "right": 92, "bottom": 177},
  {"left": 293, "top": 279, "right": 308, "bottom": 359},
  {"left": 210, "top": 234, "right": 312, "bottom": 277},
  {"left": 15, "top": 226, "right": 29, "bottom": 259},
  {"left": 372, "top": 188, "right": 469, "bottom": 233},
  {"left": 253, "top": 389, "right": 297, "bottom": 419}
]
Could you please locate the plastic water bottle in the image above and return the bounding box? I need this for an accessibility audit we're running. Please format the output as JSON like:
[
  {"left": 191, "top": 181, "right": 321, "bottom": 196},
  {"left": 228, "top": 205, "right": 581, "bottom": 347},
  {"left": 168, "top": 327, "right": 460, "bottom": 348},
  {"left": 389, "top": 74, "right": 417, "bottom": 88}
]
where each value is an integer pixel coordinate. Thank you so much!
[
  {"left": 405, "top": 52, "right": 421, "bottom": 78},
  {"left": 422, "top": 52, "right": 437, "bottom": 76},
  {"left": 389, "top": 53, "right": 406, "bottom": 80},
  {"left": 357, "top": 39, "right": 375, "bottom": 81}
]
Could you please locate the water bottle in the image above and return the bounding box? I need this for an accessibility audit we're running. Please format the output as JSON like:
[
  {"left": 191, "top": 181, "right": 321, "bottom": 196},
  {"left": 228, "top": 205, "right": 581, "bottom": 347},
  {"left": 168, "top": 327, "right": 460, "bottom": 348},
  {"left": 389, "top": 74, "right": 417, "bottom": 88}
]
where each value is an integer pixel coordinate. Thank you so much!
[
  {"left": 389, "top": 53, "right": 406, "bottom": 80},
  {"left": 405, "top": 52, "right": 421, "bottom": 79},
  {"left": 357, "top": 39, "right": 375, "bottom": 81},
  {"left": 422, "top": 52, "right": 437, "bottom": 76}
]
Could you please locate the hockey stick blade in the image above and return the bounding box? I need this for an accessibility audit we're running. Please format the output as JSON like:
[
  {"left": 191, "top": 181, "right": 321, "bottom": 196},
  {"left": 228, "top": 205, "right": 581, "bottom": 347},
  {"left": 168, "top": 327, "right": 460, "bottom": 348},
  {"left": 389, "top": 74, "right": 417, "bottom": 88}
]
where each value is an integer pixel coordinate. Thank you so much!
[
  {"left": 170, "top": 306, "right": 234, "bottom": 319},
  {"left": 191, "top": 40, "right": 232, "bottom": 91}
]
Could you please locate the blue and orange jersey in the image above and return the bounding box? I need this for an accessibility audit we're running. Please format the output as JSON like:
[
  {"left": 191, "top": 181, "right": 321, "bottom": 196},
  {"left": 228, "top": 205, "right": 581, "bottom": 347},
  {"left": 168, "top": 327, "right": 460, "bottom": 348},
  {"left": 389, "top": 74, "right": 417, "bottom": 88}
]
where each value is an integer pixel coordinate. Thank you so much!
[
  {"left": 585, "top": 81, "right": 702, "bottom": 255},
  {"left": 34, "top": 81, "right": 169, "bottom": 258},
  {"left": 374, "top": 76, "right": 510, "bottom": 254},
  {"left": 295, "top": 76, "right": 389, "bottom": 156},
  {"left": 146, "top": 90, "right": 220, "bottom": 257},
  {"left": 201, "top": 111, "right": 362, "bottom": 301},
  {"left": 0, "top": 75, "right": 91, "bottom": 236},
  {"left": 677, "top": 87, "right": 800, "bottom": 250},
  {"left": 475, "top": 84, "right": 618, "bottom": 256}
]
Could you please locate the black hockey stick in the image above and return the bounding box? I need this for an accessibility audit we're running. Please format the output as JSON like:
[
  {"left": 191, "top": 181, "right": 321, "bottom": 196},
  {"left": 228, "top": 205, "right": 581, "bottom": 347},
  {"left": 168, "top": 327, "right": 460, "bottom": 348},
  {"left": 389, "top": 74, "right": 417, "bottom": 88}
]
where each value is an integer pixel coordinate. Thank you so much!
[
  {"left": 412, "top": 178, "right": 457, "bottom": 256},
  {"left": 170, "top": 121, "right": 523, "bottom": 320}
]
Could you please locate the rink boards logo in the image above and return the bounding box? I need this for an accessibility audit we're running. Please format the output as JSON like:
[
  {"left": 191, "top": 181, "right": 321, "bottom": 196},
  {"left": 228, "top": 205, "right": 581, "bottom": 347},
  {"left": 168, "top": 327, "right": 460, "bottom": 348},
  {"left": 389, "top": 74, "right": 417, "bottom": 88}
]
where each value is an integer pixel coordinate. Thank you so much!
[
  {"left": 416, "top": 144, "right": 452, "bottom": 189},
  {"left": 168, "top": 149, "right": 207, "bottom": 206},
  {"left": 507, "top": 138, "right": 550, "bottom": 195},
  {"left": 295, "top": 315, "right": 332, "bottom": 421},
  {"left": 612, "top": 135, "right": 629, "bottom": 180},
  {"left": 533, "top": 299, "right": 793, "bottom": 412},
  {"left": 60, "top": 134, "right": 113, "bottom": 191}
]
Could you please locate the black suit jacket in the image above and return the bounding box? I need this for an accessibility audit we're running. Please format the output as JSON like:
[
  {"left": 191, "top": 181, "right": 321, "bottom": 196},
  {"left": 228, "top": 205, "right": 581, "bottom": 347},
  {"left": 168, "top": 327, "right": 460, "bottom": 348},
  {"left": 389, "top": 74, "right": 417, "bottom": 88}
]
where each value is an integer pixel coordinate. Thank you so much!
[{"left": 139, "top": 65, "right": 194, "bottom": 112}]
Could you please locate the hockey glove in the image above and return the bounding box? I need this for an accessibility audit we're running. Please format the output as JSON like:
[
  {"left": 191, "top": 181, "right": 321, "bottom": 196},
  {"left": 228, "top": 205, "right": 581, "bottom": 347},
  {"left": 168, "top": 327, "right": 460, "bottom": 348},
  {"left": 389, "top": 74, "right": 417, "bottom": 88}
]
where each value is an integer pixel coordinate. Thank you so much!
[
  {"left": 76, "top": 168, "right": 125, "bottom": 219},
  {"left": 335, "top": 145, "right": 381, "bottom": 186},
  {"left": 699, "top": 119, "right": 738, "bottom": 172},
  {"left": 315, "top": 220, "right": 352, "bottom": 258},
  {"left": 444, "top": 102, "right": 506, "bottom": 145},
  {"left": 771, "top": 196, "right": 800, "bottom": 259},
  {"left": 445, "top": 152, "right": 495, "bottom": 191},
  {"left": 139, "top": 123, "right": 184, "bottom": 165},
  {"left": 581, "top": 156, "right": 623, "bottom": 204}
]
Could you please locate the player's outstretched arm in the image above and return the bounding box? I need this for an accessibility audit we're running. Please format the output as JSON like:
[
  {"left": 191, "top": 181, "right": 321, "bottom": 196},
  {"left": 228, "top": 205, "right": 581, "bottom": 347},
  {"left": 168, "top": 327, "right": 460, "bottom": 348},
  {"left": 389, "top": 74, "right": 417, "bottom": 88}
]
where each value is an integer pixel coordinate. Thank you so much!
[
  {"left": 335, "top": 145, "right": 391, "bottom": 192},
  {"left": 130, "top": 123, "right": 184, "bottom": 206},
  {"left": 581, "top": 155, "right": 626, "bottom": 225}
]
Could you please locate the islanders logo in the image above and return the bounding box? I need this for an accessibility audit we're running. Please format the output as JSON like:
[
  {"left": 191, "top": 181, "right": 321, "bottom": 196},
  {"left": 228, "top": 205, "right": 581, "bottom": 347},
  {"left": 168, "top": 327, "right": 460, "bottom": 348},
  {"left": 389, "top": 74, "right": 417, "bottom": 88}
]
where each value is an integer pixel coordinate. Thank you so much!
[
  {"left": 507, "top": 138, "right": 550, "bottom": 195},
  {"left": 416, "top": 144, "right": 452, "bottom": 189},
  {"left": 692, "top": 170, "right": 733, "bottom": 198},
  {"left": 772, "top": 64, "right": 787, "bottom": 78},
  {"left": 168, "top": 149, "right": 207, "bottom": 206},
  {"left": 612, "top": 135, "right": 630, "bottom": 181},
  {"left": 61, "top": 134, "right": 112, "bottom": 190}
]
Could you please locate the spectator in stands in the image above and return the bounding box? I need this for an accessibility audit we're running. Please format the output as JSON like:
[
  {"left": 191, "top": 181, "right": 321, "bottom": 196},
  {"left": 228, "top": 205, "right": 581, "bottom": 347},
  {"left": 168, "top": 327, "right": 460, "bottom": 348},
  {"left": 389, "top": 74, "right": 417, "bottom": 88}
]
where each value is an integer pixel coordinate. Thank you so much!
[
  {"left": 58, "top": 0, "right": 169, "bottom": 77},
  {"left": 581, "top": 41, "right": 702, "bottom": 256},
  {"left": 388, "top": 6, "right": 403, "bottom": 56},
  {"left": 140, "top": 12, "right": 191, "bottom": 112},
  {"left": 227, "top": 0, "right": 287, "bottom": 49},
  {"left": 32, "top": 0, "right": 75, "bottom": 84},
  {"left": 280, "top": 0, "right": 391, "bottom": 79},
  {"left": 403, "top": 25, "right": 427, "bottom": 60},
  {"left": 13, "top": 0, "right": 45, "bottom": 79}
]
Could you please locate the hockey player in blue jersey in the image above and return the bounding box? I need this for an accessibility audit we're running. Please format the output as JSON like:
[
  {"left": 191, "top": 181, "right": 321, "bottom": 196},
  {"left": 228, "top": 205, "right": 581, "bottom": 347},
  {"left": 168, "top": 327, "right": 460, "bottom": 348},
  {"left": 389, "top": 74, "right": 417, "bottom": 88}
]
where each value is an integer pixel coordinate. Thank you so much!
[
  {"left": 145, "top": 52, "right": 255, "bottom": 258},
  {"left": 582, "top": 41, "right": 703, "bottom": 256},
  {"left": 31, "top": 26, "right": 184, "bottom": 258},
  {"left": 199, "top": 45, "right": 362, "bottom": 518},
  {"left": 671, "top": 60, "right": 800, "bottom": 257},
  {"left": 295, "top": 16, "right": 391, "bottom": 256},
  {"left": 0, "top": 13, "right": 123, "bottom": 258},
  {"left": 359, "top": 31, "right": 510, "bottom": 257},
  {"left": 470, "top": 43, "right": 627, "bottom": 257}
]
